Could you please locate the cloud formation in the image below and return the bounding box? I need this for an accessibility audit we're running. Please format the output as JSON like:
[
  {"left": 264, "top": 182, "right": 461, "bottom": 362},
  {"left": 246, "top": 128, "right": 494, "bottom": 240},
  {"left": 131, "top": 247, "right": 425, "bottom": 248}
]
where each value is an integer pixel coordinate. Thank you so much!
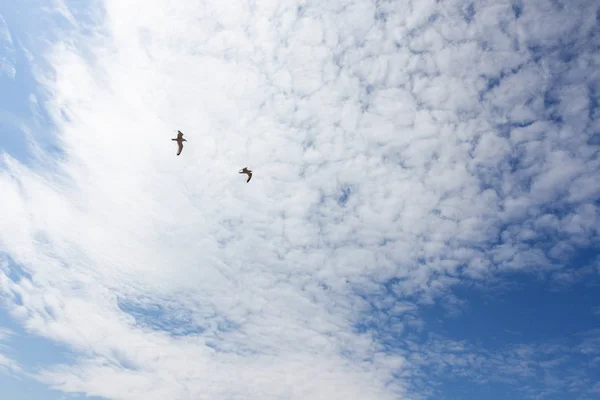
[
  {"left": 407, "top": 329, "right": 600, "bottom": 398},
  {"left": 0, "top": 14, "right": 15, "bottom": 78},
  {"left": 0, "top": 328, "right": 22, "bottom": 377},
  {"left": 0, "top": 0, "right": 598, "bottom": 399}
]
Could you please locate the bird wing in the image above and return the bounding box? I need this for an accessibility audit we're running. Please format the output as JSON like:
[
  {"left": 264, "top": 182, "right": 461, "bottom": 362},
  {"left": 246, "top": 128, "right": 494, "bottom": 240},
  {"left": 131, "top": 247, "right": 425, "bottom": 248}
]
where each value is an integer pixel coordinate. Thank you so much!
[
  {"left": 177, "top": 141, "right": 184, "bottom": 155},
  {"left": 246, "top": 172, "right": 252, "bottom": 182}
]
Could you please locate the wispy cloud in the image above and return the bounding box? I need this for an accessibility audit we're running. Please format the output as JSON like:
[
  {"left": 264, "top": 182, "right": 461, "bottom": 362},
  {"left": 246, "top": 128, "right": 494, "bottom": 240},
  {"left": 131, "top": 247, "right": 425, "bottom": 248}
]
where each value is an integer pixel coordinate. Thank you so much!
[
  {"left": 0, "top": 327, "right": 13, "bottom": 341},
  {"left": 0, "top": 0, "right": 598, "bottom": 399},
  {"left": 407, "top": 330, "right": 600, "bottom": 398},
  {"left": 0, "top": 13, "right": 15, "bottom": 78},
  {"left": 0, "top": 327, "right": 23, "bottom": 378}
]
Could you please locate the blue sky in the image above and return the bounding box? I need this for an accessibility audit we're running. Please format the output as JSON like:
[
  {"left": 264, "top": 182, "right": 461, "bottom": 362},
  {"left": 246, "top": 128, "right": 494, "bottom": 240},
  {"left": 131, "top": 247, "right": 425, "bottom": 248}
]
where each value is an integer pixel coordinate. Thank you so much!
[{"left": 0, "top": 0, "right": 599, "bottom": 399}]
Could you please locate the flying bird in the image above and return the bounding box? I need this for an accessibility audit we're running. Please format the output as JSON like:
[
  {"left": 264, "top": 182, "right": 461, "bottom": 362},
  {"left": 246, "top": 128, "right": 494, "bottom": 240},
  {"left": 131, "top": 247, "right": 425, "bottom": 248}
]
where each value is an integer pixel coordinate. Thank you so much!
[
  {"left": 171, "top": 130, "right": 187, "bottom": 156},
  {"left": 239, "top": 167, "right": 252, "bottom": 183}
]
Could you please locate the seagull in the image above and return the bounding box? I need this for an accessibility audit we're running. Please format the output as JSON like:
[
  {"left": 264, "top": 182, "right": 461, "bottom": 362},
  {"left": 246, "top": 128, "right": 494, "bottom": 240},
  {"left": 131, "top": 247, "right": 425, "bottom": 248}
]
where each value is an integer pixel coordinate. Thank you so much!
[
  {"left": 239, "top": 167, "right": 252, "bottom": 183},
  {"left": 171, "top": 130, "right": 187, "bottom": 156}
]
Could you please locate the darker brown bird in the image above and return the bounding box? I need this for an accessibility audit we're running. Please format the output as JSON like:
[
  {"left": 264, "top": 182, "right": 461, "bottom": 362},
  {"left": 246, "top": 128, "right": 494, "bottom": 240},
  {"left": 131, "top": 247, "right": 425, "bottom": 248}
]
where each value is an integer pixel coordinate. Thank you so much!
[
  {"left": 171, "top": 130, "right": 187, "bottom": 156},
  {"left": 239, "top": 167, "right": 252, "bottom": 183}
]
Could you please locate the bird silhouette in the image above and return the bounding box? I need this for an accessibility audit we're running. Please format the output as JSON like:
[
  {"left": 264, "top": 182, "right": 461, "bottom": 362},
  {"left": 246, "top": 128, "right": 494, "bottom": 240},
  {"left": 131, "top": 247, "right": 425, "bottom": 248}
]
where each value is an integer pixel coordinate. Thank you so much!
[
  {"left": 239, "top": 167, "right": 252, "bottom": 183},
  {"left": 171, "top": 130, "right": 187, "bottom": 155}
]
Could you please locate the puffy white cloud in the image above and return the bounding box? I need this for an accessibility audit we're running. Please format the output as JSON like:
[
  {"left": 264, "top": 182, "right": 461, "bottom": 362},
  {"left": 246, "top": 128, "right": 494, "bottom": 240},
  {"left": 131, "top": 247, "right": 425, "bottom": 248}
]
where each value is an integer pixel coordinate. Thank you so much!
[{"left": 0, "top": 0, "right": 598, "bottom": 398}]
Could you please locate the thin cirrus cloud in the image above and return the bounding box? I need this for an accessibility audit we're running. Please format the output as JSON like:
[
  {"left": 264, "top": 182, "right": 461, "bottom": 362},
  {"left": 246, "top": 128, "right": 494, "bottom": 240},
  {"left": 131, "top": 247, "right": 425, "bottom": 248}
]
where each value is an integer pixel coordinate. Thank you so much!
[
  {"left": 0, "top": 328, "right": 21, "bottom": 377},
  {"left": 0, "top": 13, "right": 15, "bottom": 79},
  {"left": 0, "top": 0, "right": 598, "bottom": 399}
]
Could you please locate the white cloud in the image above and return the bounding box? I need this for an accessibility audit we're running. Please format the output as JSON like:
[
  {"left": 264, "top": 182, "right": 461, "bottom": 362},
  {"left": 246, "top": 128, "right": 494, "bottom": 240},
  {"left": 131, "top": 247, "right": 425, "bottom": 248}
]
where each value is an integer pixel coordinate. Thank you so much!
[
  {"left": 45, "top": 0, "right": 78, "bottom": 28},
  {"left": 409, "top": 332, "right": 600, "bottom": 398},
  {"left": 0, "top": 0, "right": 598, "bottom": 399},
  {"left": 0, "top": 328, "right": 23, "bottom": 378},
  {"left": 0, "top": 14, "right": 16, "bottom": 78},
  {"left": 0, "top": 327, "right": 13, "bottom": 341},
  {"left": 0, "top": 353, "right": 21, "bottom": 373}
]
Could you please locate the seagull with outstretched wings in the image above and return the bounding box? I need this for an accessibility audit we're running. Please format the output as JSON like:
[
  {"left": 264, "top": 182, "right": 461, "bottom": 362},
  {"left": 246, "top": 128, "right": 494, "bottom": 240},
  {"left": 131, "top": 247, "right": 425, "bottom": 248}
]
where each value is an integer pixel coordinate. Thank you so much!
[
  {"left": 239, "top": 167, "right": 252, "bottom": 183},
  {"left": 171, "top": 130, "right": 187, "bottom": 156}
]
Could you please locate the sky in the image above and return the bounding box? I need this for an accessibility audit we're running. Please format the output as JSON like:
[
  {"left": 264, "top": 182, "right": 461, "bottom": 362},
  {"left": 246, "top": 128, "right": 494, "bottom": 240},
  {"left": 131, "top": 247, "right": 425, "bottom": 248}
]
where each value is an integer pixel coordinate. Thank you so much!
[{"left": 0, "top": 0, "right": 599, "bottom": 399}]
